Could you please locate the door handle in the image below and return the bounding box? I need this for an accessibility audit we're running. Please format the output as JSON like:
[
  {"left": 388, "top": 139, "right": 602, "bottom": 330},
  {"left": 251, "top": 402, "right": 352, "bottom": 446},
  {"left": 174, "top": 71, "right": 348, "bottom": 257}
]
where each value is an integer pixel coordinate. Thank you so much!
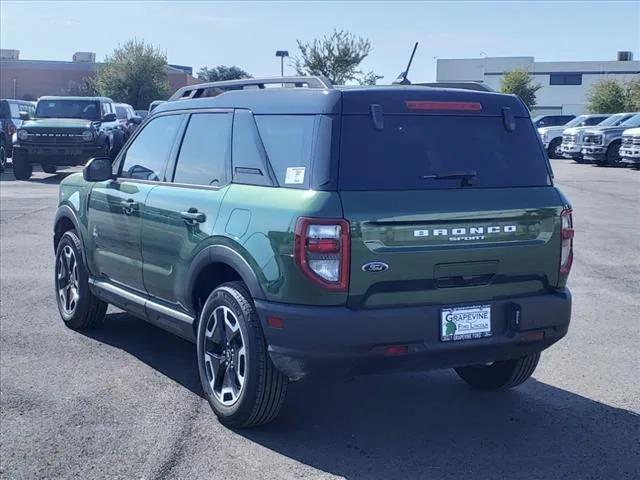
[
  {"left": 180, "top": 208, "right": 206, "bottom": 224},
  {"left": 121, "top": 199, "right": 138, "bottom": 215}
]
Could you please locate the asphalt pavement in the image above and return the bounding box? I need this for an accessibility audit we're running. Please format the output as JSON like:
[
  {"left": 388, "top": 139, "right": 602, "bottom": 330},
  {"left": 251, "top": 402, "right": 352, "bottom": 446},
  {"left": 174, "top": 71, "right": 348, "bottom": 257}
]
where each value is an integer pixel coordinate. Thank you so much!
[{"left": 1, "top": 161, "right": 638, "bottom": 480}]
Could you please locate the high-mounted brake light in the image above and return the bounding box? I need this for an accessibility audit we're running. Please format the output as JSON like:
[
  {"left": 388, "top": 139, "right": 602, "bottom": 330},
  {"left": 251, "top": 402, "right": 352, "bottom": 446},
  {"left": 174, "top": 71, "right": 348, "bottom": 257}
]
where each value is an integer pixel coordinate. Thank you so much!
[
  {"left": 294, "top": 217, "right": 350, "bottom": 291},
  {"left": 560, "top": 209, "right": 574, "bottom": 275},
  {"left": 405, "top": 101, "right": 482, "bottom": 111}
]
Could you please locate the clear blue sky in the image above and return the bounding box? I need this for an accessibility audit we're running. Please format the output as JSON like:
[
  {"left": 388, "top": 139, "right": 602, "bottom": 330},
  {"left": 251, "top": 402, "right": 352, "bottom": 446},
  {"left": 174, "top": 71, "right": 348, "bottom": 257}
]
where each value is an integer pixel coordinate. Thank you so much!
[{"left": 1, "top": 1, "right": 638, "bottom": 82}]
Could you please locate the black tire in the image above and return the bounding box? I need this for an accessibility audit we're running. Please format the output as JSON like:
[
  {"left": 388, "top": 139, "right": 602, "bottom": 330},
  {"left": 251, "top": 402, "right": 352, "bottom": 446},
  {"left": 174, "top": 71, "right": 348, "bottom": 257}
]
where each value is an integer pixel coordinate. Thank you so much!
[
  {"left": 0, "top": 139, "right": 7, "bottom": 171},
  {"left": 54, "top": 230, "right": 107, "bottom": 330},
  {"left": 605, "top": 141, "right": 622, "bottom": 166},
  {"left": 197, "top": 281, "right": 288, "bottom": 428},
  {"left": 573, "top": 155, "right": 585, "bottom": 164},
  {"left": 455, "top": 352, "right": 540, "bottom": 390},
  {"left": 547, "top": 138, "right": 561, "bottom": 159},
  {"left": 42, "top": 164, "right": 57, "bottom": 174},
  {"left": 12, "top": 151, "right": 32, "bottom": 180}
]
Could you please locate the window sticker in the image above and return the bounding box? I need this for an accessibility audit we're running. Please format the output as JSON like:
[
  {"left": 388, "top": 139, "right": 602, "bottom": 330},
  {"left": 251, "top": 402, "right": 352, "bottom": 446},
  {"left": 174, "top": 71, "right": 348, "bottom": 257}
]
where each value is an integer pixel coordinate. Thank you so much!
[{"left": 285, "top": 167, "right": 306, "bottom": 184}]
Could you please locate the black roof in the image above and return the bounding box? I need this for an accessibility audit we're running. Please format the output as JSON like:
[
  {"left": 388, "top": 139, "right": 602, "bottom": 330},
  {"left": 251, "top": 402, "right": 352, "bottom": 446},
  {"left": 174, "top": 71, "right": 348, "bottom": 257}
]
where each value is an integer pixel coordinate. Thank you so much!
[{"left": 155, "top": 82, "right": 529, "bottom": 117}]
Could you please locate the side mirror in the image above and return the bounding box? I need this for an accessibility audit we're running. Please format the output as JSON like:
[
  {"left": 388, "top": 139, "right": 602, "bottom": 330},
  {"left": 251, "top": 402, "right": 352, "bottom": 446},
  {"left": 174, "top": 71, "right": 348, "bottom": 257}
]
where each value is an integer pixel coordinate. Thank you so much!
[
  {"left": 102, "top": 113, "right": 117, "bottom": 122},
  {"left": 83, "top": 157, "right": 114, "bottom": 182},
  {"left": 19, "top": 111, "right": 30, "bottom": 121},
  {"left": 129, "top": 115, "right": 142, "bottom": 125}
]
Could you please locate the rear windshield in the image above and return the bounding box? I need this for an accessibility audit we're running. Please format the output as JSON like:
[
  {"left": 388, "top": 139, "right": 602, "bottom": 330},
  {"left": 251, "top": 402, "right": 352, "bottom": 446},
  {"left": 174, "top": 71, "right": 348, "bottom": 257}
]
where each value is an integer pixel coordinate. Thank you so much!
[
  {"left": 339, "top": 115, "right": 551, "bottom": 190},
  {"left": 35, "top": 100, "right": 101, "bottom": 120}
]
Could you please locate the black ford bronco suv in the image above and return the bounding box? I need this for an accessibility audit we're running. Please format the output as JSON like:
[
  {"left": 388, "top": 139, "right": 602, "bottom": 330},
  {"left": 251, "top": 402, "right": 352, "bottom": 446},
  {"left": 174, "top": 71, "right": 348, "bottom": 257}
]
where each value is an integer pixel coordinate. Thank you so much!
[
  {"left": 13, "top": 96, "right": 133, "bottom": 180},
  {"left": 53, "top": 77, "right": 573, "bottom": 427}
]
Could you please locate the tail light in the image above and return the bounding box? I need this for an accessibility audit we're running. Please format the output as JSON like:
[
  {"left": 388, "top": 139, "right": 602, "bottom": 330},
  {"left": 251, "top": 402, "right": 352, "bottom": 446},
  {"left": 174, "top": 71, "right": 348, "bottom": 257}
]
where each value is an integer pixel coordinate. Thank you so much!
[
  {"left": 294, "top": 217, "right": 350, "bottom": 291},
  {"left": 560, "top": 209, "right": 574, "bottom": 275}
]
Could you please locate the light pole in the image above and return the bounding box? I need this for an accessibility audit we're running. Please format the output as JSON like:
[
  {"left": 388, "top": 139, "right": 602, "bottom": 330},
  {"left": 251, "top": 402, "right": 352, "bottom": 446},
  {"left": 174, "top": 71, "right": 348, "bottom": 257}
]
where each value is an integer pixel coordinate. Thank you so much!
[{"left": 275, "top": 50, "right": 289, "bottom": 77}]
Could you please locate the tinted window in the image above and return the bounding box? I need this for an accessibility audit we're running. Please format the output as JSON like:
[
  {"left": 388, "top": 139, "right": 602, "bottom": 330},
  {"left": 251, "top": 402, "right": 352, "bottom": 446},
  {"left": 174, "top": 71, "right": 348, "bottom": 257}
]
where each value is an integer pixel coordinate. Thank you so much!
[
  {"left": 36, "top": 100, "right": 100, "bottom": 120},
  {"left": 173, "top": 113, "right": 231, "bottom": 186},
  {"left": 120, "top": 114, "right": 182, "bottom": 181},
  {"left": 538, "top": 115, "right": 573, "bottom": 127},
  {"left": 231, "top": 110, "right": 275, "bottom": 187},
  {"left": 550, "top": 73, "right": 582, "bottom": 85},
  {"left": 339, "top": 115, "right": 551, "bottom": 190},
  {"left": 584, "top": 116, "right": 607, "bottom": 126},
  {"left": 254, "top": 115, "right": 315, "bottom": 189}
]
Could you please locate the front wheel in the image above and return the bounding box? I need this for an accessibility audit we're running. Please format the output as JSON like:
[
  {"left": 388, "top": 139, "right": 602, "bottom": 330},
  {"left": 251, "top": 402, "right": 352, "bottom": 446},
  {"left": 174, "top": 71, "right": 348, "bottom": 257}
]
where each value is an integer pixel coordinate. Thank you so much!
[
  {"left": 42, "top": 164, "right": 57, "bottom": 174},
  {"left": 0, "top": 140, "right": 7, "bottom": 171},
  {"left": 454, "top": 352, "right": 540, "bottom": 390},
  {"left": 605, "top": 141, "right": 622, "bottom": 166},
  {"left": 197, "top": 281, "right": 288, "bottom": 428}
]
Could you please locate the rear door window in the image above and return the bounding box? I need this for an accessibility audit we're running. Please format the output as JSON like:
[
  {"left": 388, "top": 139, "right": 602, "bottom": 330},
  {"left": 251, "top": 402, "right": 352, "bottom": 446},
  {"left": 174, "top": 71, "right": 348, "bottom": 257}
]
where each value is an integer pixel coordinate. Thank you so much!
[
  {"left": 254, "top": 115, "right": 316, "bottom": 189},
  {"left": 339, "top": 115, "right": 551, "bottom": 190},
  {"left": 172, "top": 113, "right": 231, "bottom": 186}
]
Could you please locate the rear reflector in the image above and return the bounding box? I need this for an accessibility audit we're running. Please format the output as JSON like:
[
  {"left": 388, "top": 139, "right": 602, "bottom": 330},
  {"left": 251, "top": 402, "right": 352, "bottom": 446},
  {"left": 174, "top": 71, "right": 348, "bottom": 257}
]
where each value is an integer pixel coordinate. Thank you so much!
[
  {"left": 267, "top": 316, "right": 285, "bottom": 329},
  {"left": 384, "top": 345, "right": 409, "bottom": 356},
  {"left": 405, "top": 101, "right": 482, "bottom": 111}
]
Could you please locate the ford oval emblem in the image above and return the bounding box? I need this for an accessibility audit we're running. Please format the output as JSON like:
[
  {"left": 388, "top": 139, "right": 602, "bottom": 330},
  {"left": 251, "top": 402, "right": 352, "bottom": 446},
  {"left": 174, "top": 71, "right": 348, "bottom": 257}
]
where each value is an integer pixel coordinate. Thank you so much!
[{"left": 362, "top": 261, "right": 389, "bottom": 273}]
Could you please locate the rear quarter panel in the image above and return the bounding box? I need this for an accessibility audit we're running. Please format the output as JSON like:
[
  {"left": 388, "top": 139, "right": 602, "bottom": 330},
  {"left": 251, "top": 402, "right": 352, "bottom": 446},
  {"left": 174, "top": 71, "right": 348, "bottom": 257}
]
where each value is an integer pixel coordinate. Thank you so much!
[{"left": 217, "top": 184, "right": 345, "bottom": 305}]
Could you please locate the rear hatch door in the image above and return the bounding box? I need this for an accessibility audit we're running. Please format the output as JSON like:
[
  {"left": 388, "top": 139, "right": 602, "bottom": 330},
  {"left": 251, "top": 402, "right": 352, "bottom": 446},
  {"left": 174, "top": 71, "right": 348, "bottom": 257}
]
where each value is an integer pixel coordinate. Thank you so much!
[{"left": 338, "top": 90, "right": 564, "bottom": 308}]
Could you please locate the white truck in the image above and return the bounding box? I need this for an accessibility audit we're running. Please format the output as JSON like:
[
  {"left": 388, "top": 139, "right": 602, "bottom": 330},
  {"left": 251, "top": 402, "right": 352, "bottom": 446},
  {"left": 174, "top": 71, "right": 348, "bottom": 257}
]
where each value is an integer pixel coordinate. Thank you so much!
[{"left": 538, "top": 114, "right": 609, "bottom": 159}]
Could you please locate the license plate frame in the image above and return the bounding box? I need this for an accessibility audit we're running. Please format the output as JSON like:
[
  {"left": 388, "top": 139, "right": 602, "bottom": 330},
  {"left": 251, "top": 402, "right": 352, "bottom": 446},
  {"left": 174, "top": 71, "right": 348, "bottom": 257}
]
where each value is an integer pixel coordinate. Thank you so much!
[{"left": 440, "top": 304, "right": 492, "bottom": 342}]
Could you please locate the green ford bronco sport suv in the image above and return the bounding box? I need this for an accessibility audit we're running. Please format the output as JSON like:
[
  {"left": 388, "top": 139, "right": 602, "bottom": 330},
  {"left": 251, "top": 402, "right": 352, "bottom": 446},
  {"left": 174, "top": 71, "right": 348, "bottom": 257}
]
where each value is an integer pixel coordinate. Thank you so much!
[{"left": 53, "top": 76, "right": 573, "bottom": 427}]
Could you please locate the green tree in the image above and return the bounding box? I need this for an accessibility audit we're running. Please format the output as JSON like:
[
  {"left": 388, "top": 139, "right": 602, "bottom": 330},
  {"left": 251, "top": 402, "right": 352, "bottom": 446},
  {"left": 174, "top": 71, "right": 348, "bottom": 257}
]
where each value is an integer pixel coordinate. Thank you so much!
[
  {"left": 500, "top": 69, "right": 541, "bottom": 109},
  {"left": 623, "top": 78, "right": 640, "bottom": 111},
  {"left": 96, "top": 39, "right": 170, "bottom": 110},
  {"left": 586, "top": 79, "right": 626, "bottom": 113},
  {"left": 197, "top": 65, "right": 251, "bottom": 82},
  {"left": 65, "top": 76, "right": 98, "bottom": 96},
  {"left": 293, "top": 29, "right": 382, "bottom": 85}
]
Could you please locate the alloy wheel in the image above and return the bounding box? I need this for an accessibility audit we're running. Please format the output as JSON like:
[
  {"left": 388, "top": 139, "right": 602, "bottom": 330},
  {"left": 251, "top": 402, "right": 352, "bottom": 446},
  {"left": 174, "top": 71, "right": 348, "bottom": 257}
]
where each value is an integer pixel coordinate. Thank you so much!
[
  {"left": 203, "top": 306, "right": 247, "bottom": 406},
  {"left": 57, "top": 245, "right": 80, "bottom": 315}
]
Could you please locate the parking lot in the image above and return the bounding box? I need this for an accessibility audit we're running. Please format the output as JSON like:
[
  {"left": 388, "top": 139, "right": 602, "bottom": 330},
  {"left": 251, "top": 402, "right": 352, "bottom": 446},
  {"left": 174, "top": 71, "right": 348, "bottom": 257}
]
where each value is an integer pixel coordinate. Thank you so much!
[{"left": 0, "top": 160, "right": 638, "bottom": 480}]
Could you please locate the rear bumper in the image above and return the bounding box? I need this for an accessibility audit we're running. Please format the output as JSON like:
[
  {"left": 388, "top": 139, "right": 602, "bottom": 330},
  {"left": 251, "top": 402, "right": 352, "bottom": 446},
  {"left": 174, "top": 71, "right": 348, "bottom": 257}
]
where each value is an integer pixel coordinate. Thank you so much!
[
  {"left": 256, "top": 289, "right": 572, "bottom": 380},
  {"left": 14, "top": 145, "right": 104, "bottom": 166}
]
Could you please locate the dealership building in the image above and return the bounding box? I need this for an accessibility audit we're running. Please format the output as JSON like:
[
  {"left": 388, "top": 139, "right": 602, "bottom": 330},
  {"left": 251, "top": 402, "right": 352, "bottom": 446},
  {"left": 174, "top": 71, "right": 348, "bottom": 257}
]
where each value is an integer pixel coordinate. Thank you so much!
[
  {"left": 436, "top": 52, "right": 639, "bottom": 115},
  {"left": 0, "top": 49, "right": 199, "bottom": 102}
]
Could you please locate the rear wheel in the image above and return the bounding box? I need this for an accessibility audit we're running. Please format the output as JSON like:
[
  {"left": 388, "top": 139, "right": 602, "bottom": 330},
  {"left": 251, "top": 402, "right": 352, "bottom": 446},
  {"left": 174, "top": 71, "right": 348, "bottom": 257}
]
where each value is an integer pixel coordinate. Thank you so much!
[
  {"left": 455, "top": 352, "right": 540, "bottom": 390},
  {"left": 12, "top": 151, "right": 32, "bottom": 180},
  {"left": 42, "top": 164, "right": 57, "bottom": 174},
  {"left": 197, "top": 281, "right": 288, "bottom": 428},
  {"left": 547, "top": 138, "right": 561, "bottom": 159},
  {"left": 54, "top": 230, "right": 107, "bottom": 329}
]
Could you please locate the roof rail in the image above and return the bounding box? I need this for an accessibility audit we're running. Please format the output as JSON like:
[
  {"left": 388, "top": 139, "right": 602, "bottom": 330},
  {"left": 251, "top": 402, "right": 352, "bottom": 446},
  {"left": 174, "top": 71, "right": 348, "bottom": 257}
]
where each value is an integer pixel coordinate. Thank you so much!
[{"left": 169, "top": 75, "right": 333, "bottom": 101}]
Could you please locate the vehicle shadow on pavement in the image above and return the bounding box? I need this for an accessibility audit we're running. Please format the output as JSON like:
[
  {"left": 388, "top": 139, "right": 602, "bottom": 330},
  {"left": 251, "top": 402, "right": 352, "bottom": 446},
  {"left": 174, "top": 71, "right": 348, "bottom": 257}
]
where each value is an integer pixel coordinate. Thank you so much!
[
  {"left": 82, "top": 311, "right": 204, "bottom": 397},
  {"left": 87, "top": 312, "right": 638, "bottom": 480}
]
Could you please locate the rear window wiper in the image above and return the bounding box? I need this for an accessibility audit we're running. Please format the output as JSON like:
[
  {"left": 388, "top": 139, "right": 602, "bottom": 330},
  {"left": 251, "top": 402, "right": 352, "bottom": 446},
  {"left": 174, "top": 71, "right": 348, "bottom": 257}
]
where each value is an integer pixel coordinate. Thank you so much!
[{"left": 419, "top": 170, "right": 478, "bottom": 186}]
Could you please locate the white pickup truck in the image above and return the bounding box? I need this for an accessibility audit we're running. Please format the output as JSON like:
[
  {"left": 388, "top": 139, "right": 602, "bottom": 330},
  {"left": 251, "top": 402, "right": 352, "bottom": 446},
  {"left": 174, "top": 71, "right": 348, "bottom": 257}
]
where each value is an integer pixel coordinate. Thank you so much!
[
  {"left": 538, "top": 114, "right": 609, "bottom": 159},
  {"left": 620, "top": 127, "right": 640, "bottom": 165}
]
